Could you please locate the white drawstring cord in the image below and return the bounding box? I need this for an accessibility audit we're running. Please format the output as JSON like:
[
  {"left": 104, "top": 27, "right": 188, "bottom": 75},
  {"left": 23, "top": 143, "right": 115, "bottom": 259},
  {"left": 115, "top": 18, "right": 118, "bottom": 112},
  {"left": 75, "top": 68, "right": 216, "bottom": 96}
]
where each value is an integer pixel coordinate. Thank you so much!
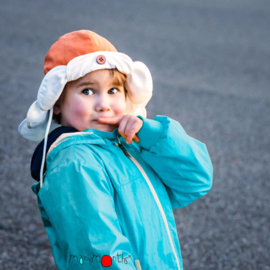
[{"left": 40, "top": 108, "right": 53, "bottom": 188}]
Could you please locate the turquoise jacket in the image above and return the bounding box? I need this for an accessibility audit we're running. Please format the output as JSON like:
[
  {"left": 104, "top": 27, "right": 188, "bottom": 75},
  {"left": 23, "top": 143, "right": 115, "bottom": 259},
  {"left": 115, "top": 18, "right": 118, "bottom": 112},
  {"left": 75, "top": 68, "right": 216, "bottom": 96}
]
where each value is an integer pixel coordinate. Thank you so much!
[{"left": 31, "top": 115, "right": 213, "bottom": 270}]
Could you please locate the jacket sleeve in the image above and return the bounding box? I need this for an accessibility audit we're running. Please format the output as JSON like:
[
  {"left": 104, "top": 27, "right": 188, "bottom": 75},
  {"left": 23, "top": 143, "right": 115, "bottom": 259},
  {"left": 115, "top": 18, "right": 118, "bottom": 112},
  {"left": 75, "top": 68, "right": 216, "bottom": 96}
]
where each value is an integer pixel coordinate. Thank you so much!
[
  {"left": 37, "top": 145, "right": 137, "bottom": 270},
  {"left": 136, "top": 115, "right": 213, "bottom": 209}
]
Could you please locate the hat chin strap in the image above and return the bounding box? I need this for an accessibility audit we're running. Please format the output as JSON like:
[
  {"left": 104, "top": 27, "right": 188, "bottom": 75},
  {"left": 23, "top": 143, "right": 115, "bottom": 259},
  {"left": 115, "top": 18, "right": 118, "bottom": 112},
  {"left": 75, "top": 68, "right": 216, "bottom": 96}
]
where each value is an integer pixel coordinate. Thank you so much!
[{"left": 40, "top": 108, "right": 53, "bottom": 188}]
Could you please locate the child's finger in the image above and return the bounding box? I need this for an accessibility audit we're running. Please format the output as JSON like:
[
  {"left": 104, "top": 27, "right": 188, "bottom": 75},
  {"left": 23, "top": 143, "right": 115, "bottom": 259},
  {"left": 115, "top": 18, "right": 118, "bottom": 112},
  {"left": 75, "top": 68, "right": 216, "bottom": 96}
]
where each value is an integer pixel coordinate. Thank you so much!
[
  {"left": 133, "top": 134, "right": 140, "bottom": 143},
  {"left": 118, "top": 131, "right": 140, "bottom": 143},
  {"left": 124, "top": 118, "right": 141, "bottom": 143},
  {"left": 97, "top": 116, "right": 124, "bottom": 125},
  {"left": 118, "top": 131, "right": 128, "bottom": 141},
  {"left": 126, "top": 131, "right": 135, "bottom": 144},
  {"left": 118, "top": 115, "right": 130, "bottom": 137},
  {"left": 123, "top": 117, "right": 138, "bottom": 137},
  {"left": 126, "top": 133, "right": 140, "bottom": 144}
]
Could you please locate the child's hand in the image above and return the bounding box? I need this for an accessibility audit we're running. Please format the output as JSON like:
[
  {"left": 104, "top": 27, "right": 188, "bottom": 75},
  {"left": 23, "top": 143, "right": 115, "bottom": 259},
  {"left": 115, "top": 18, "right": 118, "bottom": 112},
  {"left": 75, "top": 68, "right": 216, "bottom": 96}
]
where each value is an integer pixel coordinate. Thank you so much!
[{"left": 97, "top": 114, "right": 143, "bottom": 144}]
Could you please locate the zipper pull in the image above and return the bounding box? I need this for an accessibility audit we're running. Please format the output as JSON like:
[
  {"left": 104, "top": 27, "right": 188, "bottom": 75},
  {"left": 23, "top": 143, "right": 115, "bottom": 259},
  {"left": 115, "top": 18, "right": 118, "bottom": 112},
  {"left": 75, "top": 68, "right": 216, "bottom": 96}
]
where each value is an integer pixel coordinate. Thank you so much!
[{"left": 115, "top": 134, "right": 131, "bottom": 158}]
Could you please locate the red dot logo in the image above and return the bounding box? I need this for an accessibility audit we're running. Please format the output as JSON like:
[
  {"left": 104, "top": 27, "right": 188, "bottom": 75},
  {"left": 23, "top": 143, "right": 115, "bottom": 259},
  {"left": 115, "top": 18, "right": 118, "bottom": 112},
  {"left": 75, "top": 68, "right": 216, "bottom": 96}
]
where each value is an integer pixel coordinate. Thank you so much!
[{"left": 101, "top": 255, "right": 112, "bottom": 267}]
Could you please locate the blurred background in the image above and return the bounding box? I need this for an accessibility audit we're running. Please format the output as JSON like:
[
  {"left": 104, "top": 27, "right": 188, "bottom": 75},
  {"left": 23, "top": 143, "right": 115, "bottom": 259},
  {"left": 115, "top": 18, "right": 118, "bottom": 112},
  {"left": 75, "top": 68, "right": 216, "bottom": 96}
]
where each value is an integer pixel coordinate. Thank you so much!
[{"left": 0, "top": 0, "right": 269, "bottom": 269}]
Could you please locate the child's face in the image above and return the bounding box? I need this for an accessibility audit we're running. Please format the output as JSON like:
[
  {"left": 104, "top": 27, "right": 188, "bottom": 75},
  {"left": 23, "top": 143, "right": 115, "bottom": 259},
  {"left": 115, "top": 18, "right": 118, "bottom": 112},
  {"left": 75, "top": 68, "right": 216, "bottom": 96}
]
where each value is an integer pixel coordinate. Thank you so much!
[{"left": 53, "top": 69, "right": 127, "bottom": 132}]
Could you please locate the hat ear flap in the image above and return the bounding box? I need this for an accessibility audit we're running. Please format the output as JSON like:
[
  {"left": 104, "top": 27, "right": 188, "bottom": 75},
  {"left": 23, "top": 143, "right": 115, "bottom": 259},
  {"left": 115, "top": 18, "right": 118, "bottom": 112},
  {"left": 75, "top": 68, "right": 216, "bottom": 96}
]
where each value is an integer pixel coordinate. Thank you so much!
[
  {"left": 125, "top": 61, "right": 153, "bottom": 104},
  {"left": 26, "top": 100, "right": 48, "bottom": 129},
  {"left": 38, "top": 66, "right": 67, "bottom": 110},
  {"left": 125, "top": 95, "right": 148, "bottom": 118},
  {"left": 18, "top": 117, "right": 61, "bottom": 142}
]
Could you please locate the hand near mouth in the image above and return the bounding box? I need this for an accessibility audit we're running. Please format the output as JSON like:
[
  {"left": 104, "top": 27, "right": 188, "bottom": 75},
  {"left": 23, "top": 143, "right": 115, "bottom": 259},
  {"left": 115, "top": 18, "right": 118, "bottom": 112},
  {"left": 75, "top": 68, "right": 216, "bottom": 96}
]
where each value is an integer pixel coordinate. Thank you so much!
[{"left": 97, "top": 114, "right": 143, "bottom": 144}]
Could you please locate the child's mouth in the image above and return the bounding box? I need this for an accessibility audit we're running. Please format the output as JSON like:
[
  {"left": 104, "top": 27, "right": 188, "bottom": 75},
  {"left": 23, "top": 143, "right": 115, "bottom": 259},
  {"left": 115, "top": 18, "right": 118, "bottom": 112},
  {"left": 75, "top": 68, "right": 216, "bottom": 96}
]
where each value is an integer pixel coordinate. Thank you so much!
[{"left": 93, "top": 120, "right": 106, "bottom": 124}]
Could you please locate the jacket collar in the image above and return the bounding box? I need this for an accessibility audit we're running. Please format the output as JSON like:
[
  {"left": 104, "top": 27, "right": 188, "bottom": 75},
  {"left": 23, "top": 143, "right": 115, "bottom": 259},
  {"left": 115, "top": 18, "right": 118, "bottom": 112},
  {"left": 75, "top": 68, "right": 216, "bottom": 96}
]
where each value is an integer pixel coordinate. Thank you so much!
[
  {"left": 31, "top": 126, "right": 124, "bottom": 181},
  {"left": 83, "top": 126, "right": 121, "bottom": 140}
]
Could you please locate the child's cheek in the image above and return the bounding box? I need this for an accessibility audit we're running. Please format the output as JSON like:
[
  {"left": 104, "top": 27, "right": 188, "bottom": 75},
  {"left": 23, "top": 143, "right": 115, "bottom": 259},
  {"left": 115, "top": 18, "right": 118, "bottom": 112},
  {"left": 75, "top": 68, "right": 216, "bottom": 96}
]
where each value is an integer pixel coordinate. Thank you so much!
[
  {"left": 68, "top": 102, "right": 91, "bottom": 125},
  {"left": 73, "top": 103, "right": 90, "bottom": 119},
  {"left": 113, "top": 101, "right": 127, "bottom": 116}
]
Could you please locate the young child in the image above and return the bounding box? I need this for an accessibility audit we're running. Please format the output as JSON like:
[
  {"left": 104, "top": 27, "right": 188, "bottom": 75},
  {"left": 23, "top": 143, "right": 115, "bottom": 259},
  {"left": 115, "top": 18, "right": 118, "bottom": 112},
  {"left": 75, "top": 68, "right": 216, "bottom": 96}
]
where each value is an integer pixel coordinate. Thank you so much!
[{"left": 18, "top": 30, "right": 213, "bottom": 270}]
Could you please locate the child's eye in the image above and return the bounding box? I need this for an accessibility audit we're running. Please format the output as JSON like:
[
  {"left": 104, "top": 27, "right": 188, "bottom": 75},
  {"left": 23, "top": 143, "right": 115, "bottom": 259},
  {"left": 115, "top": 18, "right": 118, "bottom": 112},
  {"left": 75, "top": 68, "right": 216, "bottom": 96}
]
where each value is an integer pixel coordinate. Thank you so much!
[
  {"left": 109, "top": 88, "right": 119, "bottom": 93},
  {"left": 82, "top": 89, "right": 94, "bottom": 95}
]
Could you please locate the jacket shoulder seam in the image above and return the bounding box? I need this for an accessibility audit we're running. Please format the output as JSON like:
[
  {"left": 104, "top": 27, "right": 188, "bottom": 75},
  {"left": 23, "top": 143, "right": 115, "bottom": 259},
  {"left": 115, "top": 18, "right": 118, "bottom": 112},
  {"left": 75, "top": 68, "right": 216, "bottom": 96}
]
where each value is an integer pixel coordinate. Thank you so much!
[{"left": 46, "top": 132, "right": 94, "bottom": 158}]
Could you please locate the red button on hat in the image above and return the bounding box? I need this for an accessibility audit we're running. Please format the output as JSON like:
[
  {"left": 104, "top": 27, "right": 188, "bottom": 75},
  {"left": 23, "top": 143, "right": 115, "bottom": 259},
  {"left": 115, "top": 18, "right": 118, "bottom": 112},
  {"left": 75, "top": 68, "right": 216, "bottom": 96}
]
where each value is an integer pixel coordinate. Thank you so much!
[{"left": 96, "top": 55, "right": 106, "bottom": 64}]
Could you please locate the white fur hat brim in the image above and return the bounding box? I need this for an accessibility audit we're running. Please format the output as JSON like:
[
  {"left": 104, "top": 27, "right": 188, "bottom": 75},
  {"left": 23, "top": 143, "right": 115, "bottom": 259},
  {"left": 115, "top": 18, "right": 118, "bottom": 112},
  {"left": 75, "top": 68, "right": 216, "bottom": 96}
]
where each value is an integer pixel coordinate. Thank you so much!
[{"left": 18, "top": 51, "right": 153, "bottom": 142}]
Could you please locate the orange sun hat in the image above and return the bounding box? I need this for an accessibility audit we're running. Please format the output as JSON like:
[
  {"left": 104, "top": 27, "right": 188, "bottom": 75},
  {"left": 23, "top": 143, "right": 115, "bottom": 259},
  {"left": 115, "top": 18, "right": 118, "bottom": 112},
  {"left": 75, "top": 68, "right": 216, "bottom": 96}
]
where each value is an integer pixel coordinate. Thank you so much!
[{"left": 18, "top": 30, "right": 153, "bottom": 142}]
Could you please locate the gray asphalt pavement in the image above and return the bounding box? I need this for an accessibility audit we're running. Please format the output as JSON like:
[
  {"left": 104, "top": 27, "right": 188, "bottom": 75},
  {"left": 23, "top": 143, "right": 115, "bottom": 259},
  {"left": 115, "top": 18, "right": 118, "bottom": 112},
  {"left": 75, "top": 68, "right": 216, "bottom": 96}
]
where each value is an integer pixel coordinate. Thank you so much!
[{"left": 0, "top": 0, "right": 269, "bottom": 269}]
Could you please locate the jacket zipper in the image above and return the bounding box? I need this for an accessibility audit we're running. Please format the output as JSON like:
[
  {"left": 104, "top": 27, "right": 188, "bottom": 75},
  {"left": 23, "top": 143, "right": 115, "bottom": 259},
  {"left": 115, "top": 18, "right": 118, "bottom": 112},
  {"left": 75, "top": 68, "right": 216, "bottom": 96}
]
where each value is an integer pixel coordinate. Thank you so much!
[
  {"left": 114, "top": 134, "right": 181, "bottom": 270},
  {"left": 114, "top": 135, "right": 131, "bottom": 158}
]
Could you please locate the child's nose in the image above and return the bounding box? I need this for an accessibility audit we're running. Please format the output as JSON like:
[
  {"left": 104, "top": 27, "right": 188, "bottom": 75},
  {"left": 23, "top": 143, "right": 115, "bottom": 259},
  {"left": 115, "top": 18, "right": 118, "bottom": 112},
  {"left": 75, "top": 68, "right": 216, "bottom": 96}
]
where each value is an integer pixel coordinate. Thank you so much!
[{"left": 95, "top": 96, "right": 111, "bottom": 112}]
